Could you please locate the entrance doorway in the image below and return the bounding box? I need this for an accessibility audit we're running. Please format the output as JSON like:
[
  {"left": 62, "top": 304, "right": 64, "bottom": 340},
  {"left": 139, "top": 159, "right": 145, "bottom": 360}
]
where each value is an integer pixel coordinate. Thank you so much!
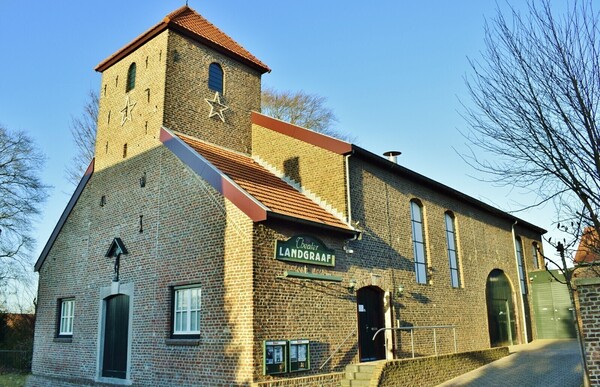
[
  {"left": 357, "top": 287, "right": 385, "bottom": 361},
  {"left": 486, "top": 270, "right": 517, "bottom": 347},
  {"left": 102, "top": 294, "right": 129, "bottom": 379}
]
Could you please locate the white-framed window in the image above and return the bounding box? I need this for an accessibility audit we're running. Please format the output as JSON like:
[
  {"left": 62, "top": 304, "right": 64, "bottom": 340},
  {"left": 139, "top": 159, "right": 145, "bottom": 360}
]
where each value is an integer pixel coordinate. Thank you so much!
[
  {"left": 58, "top": 298, "right": 75, "bottom": 336},
  {"left": 515, "top": 237, "right": 527, "bottom": 294},
  {"left": 445, "top": 212, "right": 461, "bottom": 288},
  {"left": 173, "top": 286, "right": 201, "bottom": 336},
  {"left": 410, "top": 200, "right": 428, "bottom": 284}
]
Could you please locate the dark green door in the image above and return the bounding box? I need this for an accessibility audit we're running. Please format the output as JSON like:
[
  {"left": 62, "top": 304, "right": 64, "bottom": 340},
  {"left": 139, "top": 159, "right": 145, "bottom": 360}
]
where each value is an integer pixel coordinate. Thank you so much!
[
  {"left": 531, "top": 270, "right": 576, "bottom": 339},
  {"left": 102, "top": 294, "right": 129, "bottom": 379},
  {"left": 357, "top": 287, "right": 385, "bottom": 362},
  {"left": 486, "top": 270, "right": 517, "bottom": 347}
]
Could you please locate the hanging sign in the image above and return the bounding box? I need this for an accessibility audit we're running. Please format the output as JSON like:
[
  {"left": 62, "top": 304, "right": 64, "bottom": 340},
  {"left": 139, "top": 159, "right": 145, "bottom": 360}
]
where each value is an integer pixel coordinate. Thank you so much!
[{"left": 275, "top": 235, "right": 336, "bottom": 267}]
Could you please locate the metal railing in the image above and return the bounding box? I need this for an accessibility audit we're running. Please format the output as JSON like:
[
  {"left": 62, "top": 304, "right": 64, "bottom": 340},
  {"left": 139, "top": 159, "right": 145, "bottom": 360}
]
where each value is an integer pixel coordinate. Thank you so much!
[
  {"left": 319, "top": 326, "right": 357, "bottom": 369},
  {"left": 372, "top": 325, "right": 457, "bottom": 359}
]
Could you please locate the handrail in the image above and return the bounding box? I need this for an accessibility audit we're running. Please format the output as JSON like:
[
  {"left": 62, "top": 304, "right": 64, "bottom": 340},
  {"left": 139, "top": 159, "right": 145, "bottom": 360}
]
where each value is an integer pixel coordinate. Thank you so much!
[
  {"left": 319, "top": 326, "right": 358, "bottom": 369},
  {"left": 372, "top": 325, "right": 457, "bottom": 359}
]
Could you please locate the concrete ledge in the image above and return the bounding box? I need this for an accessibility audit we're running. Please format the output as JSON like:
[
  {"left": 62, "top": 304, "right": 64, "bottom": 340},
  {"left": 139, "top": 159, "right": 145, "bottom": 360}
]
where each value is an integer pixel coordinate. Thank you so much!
[{"left": 575, "top": 277, "right": 600, "bottom": 286}]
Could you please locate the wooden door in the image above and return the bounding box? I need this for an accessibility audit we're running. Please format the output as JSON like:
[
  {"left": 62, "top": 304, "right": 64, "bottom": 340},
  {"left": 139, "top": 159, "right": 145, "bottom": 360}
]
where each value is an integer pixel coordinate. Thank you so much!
[
  {"left": 102, "top": 294, "right": 129, "bottom": 379},
  {"left": 357, "top": 287, "right": 385, "bottom": 361}
]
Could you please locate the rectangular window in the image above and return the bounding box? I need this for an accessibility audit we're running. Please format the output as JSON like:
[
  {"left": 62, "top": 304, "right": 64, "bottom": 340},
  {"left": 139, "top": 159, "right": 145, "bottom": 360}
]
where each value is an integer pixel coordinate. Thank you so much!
[
  {"left": 515, "top": 238, "right": 527, "bottom": 294},
  {"left": 532, "top": 242, "right": 540, "bottom": 270},
  {"left": 445, "top": 212, "right": 461, "bottom": 288},
  {"left": 58, "top": 299, "right": 74, "bottom": 336},
  {"left": 173, "top": 286, "right": 201, "bottom": 336},
  {"left": 410, "top": 201, "right": 427, "bottom": 284}
]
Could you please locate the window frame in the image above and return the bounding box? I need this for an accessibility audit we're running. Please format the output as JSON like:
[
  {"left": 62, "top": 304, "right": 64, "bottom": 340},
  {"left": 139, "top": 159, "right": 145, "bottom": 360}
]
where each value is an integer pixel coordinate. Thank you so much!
[
  {"left": 410, "top": 200, "right": 428, "bottom": 284},
  {"left": 515, "top": 237, "right": 527, "bottom": 294},
  {"left": 532, "top": 242, "right": 540, "bottom": 270},
  {"left": 171, "top": 285, "right": 201, "bottom": 338},
  {"left": 208, "top": 62, "right": 224, "bottom": 94},
  {"left": 57, "top": 298, "right": 75, "bottom": 337},
  {"left": 445, "top": 211, "right": 461, "bottom": 288},
  {"left": 126, "top": 62, "right": 136, "bottom": 92}
]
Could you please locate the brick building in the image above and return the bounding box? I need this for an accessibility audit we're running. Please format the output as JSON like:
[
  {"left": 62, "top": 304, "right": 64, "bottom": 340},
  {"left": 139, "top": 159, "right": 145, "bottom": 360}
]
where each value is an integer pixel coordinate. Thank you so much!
[
  {"left": 573, "top": 229, "right": 600, "bottom": 385},
  {"left": 29, "top": 6, "right": 546, "bottom": 386}
]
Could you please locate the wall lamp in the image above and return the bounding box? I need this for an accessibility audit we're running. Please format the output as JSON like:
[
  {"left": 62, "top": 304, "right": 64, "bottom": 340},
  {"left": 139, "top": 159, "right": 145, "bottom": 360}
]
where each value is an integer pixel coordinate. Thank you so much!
[
  {"left": 343, "top": 245, "right": 354, "bottom": 254},
  {"left": 348, "top": 279, "right": 357, "bottom": 293},
  {"left": 396, "top": 284, "right": 405, "bottom": 297}
]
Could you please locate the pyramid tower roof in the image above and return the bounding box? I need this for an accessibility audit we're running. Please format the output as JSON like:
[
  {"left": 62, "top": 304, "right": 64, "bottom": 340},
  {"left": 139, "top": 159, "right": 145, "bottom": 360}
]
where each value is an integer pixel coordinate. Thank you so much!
[{"left": 96, "top": 6, "right": 270, "bottom": 73}]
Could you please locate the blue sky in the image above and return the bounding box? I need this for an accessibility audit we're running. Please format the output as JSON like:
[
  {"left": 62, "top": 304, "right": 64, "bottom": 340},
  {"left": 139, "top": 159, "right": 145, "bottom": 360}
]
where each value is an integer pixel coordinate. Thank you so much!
[{"left": 0, "top": 1, "right": 568, "bottom": 283}]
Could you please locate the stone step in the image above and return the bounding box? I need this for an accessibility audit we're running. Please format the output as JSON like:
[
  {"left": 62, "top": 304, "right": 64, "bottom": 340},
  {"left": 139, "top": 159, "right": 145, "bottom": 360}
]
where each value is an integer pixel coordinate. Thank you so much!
[{"left": 346, "top": 364, "right": 376, "bottom": 373}]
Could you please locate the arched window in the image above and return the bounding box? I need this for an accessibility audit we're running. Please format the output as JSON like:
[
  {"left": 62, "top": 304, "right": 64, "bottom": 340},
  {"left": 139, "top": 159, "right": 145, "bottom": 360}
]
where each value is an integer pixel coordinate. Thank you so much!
[
  {"left": 410, "top": 200, "right": 427, "bottom": 284},
  {"left": 208, "top": 62, "right": 223, "bottom": 94},
  {"left": 126, "top": 63, "right": 136, "bottom": 92},
  {"left": 445, "top": 211, "right": 461, "bottom": 288}
]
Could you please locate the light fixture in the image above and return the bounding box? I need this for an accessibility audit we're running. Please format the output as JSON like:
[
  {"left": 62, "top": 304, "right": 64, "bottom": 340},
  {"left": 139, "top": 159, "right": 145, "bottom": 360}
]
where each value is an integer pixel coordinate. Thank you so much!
[
  {"left": 348, "top": 279, "right": 357, "bottom": 293},
  {"left": 343, "top": 245, "right": 354, "bottom": 254},
  {"left": 140, "top": 172, "right": 146, "bottom": 188},
  {"left": 396, "top": 284, "right": 404, "bottom": 297}
]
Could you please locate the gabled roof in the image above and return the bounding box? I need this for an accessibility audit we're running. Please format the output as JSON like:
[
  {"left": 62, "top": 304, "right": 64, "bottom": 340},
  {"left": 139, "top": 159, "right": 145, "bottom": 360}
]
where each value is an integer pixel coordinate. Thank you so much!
[
  {"left": 35, "top": 159, "right": 95, "bottom": 272},
  {"left": 96, "top": 6, "right": 270, "bottom": 73},
  {"left": 160, "top": 127, "right": 354, "bottom": 234}
]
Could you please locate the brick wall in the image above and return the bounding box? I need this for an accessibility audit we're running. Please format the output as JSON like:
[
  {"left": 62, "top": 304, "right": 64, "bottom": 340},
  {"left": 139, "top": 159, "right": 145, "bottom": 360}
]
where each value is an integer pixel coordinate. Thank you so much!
[
  {"left": 95, "top": 30, "right": 168, "bottom": 172},
  {"left": 347, "top": 157, "right": 540, "bottom": 351},
  {"left": 375, "top": 347, "right": 509, "bottom": 386},
  {"left": 574, "top": 275, "right": 600, "bottom": 385},
  {"left": 164, "top": 31, "right": 262, "bottom": 154},
  {"left": 251, "top": 123, "right": 348, "bottom": 219},
  {"left": 32, "top": 145, "right": 256, "bottom": 386}
]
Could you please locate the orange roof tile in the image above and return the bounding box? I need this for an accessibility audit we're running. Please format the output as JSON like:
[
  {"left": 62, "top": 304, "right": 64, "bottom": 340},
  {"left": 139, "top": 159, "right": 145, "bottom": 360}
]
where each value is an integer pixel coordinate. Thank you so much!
[
  {"left": 575, "top": 227, "right": 600, "bottom": 264},
  {"left": 176, "top": 133, "right": 351, "bottom": 231},
  {"left": 96, "top": 6, "right": 270, "bottom": 73}
]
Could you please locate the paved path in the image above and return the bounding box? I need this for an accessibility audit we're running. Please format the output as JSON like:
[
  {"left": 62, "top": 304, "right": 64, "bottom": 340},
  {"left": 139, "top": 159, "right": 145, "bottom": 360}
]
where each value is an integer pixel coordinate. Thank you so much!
[{"left": 438, "top": 339, "right": 583, "bottom": 387}]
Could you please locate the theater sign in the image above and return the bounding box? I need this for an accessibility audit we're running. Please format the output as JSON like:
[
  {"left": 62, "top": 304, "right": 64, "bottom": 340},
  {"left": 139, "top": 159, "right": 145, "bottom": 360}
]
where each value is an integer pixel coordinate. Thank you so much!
[{"left": 275, "top": 235, "right": 336, "bottom": 267}]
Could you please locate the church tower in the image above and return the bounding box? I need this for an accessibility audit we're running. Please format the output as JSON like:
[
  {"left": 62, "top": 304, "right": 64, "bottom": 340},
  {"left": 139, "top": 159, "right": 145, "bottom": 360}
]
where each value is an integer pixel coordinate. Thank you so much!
[{"left": 93, "top": 6, "right": 270, "bottom": 172}]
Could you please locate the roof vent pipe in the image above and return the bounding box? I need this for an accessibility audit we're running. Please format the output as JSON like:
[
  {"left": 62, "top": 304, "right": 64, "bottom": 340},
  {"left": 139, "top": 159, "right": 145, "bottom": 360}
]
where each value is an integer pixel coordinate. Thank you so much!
[{"left": 383, "top": 151, "right": 401, "bottom": 164}]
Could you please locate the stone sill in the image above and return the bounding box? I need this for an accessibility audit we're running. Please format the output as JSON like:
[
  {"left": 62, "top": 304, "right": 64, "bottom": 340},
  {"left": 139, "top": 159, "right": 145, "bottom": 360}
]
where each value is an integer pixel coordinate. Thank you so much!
[{"left": 165, "top": 338, "right": 201, "bottom": 346}]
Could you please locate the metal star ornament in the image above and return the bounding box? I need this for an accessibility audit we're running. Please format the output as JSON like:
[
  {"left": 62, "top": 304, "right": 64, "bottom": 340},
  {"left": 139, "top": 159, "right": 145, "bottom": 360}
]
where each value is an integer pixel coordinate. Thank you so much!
[
  {"left": 120, "top": 95, "right": 137, "bottom": 126},
  {"left": 204, "top": 92, "right": 229, "bottom": 122}
]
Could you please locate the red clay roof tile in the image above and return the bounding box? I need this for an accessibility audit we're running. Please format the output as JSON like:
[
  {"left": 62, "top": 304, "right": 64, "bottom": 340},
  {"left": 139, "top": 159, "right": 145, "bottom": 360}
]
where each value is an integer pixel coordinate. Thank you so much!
[
  {"left": 177, "top": 133, "right": 351, "bottom": 231},
  {"left": 575, "top": 227, "right": 600, "bottom": 264}
]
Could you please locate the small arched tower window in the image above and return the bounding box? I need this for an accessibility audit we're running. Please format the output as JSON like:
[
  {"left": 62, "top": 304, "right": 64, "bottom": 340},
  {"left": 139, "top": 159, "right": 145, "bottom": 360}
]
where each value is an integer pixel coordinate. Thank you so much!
[
  {"left": 208, "top": 62, "right": 223, "bottom": 94},
  {"left": 126, "top": 63, "right": 136, "bottom": 92}
]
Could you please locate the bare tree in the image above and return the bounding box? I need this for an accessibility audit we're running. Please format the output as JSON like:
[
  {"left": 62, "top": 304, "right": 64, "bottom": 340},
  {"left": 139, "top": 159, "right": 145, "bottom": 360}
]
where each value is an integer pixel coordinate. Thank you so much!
[
  {"left": 261, "top": 87, "right": 352, "bottom": 141},
  {"left": 464, "top": 1, "right": 600, "bottom": 383},
  {"left": 0, "top": 125, "right": 48, "bottom": 300},
  {"left": 66, "top": 91, "right": 98, "bottom": 185},
  {"left": 464, "top": 0, "right": 599, "bottom": 237}
]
